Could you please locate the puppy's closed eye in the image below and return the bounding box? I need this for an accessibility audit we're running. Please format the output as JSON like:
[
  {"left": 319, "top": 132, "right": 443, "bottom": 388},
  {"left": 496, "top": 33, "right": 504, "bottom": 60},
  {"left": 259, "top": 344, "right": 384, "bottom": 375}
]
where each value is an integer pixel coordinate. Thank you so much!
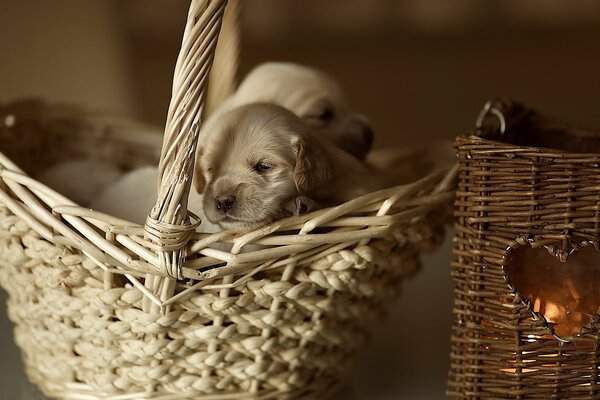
[
  {"left": 252, "top": 161, "right": 272, "bottom": 174},
  {"left": 309, "top": 107, "right": 334, "bottom": 124}
]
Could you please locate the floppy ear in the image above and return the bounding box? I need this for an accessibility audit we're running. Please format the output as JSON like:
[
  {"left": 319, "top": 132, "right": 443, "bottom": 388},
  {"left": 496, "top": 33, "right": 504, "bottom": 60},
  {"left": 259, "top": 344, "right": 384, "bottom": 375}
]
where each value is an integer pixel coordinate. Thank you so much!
[
  {"left": 293, "top": 135, "right": 334, "bottom": 194},
  {"left": 193, "top": 146, "right": 206, "bottom": 193}
]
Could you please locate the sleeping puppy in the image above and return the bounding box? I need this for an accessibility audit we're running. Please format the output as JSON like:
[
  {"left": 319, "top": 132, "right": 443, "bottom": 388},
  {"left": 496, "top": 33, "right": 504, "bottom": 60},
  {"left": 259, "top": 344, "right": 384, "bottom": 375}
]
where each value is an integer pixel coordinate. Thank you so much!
[
  {"left": 223, "top": 62, "right": 374, "bottom": 160},
  {"left": 194, "top": 103, "right": 385, "bottom": 230}
]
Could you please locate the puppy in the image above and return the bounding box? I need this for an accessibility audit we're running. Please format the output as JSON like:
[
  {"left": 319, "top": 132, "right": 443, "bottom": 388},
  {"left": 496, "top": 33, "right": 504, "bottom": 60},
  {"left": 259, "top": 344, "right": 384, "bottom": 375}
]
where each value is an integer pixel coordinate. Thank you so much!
[
  {"left": 194, "top": 103, "right": 385, "bottom": 230},
  {"left": 222, "top": 62, "right": 374, "bottom": 160}
]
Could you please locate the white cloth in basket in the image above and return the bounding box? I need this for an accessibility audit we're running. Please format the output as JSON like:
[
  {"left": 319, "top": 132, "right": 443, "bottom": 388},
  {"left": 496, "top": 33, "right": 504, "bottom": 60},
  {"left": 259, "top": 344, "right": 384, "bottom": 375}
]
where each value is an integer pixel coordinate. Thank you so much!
[{"left": 37, "top": 158, "right": 122, "bottom": 206}]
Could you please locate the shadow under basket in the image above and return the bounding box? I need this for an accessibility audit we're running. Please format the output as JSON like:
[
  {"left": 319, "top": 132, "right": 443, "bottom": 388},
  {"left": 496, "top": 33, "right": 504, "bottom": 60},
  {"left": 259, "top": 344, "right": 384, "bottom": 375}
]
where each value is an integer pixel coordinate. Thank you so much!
[
  {"left": 448, "top": 99, "right": 600, "bottom": 399},
  {"left": 0, "top": 98, "right": 454, "bottom": 399}
]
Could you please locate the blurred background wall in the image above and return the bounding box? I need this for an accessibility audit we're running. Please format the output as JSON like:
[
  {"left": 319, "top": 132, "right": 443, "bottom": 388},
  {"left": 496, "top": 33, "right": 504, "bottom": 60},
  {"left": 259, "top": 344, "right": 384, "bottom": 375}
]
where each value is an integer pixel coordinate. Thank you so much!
[
  {"left": 0, "top": 1, "right": 599, "bottom": 399},
  {"left": 2, "top": 0, "right": 600, "bottom": 146}
]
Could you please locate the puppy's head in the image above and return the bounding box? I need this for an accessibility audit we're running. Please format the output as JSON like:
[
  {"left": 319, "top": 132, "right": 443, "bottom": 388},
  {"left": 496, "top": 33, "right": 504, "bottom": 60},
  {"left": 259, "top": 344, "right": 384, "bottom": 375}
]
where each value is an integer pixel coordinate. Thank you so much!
[
  {"left": 229, "top": 62, "right": 374, "bottom": 160},
  {"left": 194, "top": 103, "right": 334, "bottom": 230}
]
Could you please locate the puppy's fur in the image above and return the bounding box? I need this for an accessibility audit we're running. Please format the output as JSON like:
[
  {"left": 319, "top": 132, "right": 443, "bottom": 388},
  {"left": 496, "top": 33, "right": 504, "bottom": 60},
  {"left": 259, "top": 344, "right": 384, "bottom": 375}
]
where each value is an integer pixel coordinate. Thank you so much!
[
  {"left": 194, "top": 103, "right": 384, "bottom": 230},
  {"left": 223, "top": 62, "right": 374, "bottom": 160}
]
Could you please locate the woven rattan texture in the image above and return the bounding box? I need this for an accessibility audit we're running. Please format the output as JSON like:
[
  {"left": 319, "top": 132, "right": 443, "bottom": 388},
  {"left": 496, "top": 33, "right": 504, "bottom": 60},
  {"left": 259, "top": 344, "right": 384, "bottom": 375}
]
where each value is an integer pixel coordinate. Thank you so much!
[
  {"left": 0, "top": 100, "right": 454, "bottom": 399},
  {"left": 448, "top": 135, "right": 600, "bottom": 399}
]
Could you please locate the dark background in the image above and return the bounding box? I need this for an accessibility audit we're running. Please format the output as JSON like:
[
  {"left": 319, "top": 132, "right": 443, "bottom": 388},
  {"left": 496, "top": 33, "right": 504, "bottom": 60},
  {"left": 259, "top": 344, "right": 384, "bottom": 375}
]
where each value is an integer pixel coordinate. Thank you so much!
[
  {"left": 2, "top": 1, "right": 600, "bottom": 146},
  {"left": 1, "top": 1, "right": 599, "bottom": 398}
]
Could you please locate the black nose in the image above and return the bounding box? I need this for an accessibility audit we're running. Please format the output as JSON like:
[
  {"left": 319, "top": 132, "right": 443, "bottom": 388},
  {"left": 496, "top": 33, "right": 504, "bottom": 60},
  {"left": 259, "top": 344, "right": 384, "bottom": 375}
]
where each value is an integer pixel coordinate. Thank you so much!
[
  {"left": 362, "top": 125, "right": 374, "bottom": 148},
  {"left": 215, "top": 194, "right": 235, "bottom": 213}
]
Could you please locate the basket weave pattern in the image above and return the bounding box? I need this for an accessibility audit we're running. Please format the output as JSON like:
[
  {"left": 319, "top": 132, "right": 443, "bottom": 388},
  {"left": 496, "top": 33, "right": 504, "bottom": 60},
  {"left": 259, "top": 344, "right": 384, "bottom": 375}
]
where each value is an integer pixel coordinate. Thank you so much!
[
  {"left": 0, "top": 207, "right": 421, "bottom": 397},
  {"left": 448, "top": 134, "right": 600, "bottom": 399}
]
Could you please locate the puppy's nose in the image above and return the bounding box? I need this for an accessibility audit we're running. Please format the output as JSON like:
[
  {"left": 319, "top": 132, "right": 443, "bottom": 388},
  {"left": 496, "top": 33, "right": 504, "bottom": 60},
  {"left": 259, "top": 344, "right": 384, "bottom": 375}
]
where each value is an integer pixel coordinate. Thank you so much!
[
  {"left": 362, "top": 125, "right": 374, "bottom": 148},
  {"left": 354, "top": 114, "right": 375, "bottom": 149},
  {"left": 215, "top": 194, "right": 236, "bottom": 213}
]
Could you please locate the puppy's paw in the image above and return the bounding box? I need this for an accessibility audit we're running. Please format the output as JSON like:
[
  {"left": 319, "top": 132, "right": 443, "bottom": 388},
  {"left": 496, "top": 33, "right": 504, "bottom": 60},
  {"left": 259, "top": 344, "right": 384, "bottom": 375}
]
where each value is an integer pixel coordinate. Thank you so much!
[{"left": 295, "top": 195, "right": 320, "bottom": 215}]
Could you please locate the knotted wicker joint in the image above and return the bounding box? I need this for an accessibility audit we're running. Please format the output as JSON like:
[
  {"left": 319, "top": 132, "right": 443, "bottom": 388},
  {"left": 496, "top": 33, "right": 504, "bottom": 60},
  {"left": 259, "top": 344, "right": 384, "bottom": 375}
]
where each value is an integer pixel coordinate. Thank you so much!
[{"left": 144, "top": 212, "right": 201, "bottom": 279}]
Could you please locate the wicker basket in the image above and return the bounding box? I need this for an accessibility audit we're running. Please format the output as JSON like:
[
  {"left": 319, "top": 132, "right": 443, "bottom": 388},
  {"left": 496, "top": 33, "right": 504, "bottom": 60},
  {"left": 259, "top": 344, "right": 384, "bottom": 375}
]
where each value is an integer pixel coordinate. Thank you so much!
[
  {"left": 448, "top": 98, "right": 600, "bottom": 399},
  {"left": 0, "top": 1, "right": 456, "bottom": 399}
]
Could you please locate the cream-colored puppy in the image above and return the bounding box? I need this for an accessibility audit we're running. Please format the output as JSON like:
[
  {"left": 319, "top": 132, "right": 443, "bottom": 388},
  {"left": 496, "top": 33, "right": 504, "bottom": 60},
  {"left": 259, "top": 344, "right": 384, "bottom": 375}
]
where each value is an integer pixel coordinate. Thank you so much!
[
  {"left": 195, "top": 103, "right": 385, "bottom": 230},
  {"left": 222, "top": 62, "right": 374, "bottom": 160}
]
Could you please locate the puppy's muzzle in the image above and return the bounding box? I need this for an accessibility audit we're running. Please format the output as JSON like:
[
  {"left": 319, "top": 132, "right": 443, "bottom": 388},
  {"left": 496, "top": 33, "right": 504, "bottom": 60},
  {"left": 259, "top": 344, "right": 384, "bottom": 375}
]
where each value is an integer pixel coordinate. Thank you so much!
[{"left": 215, "top": 194, "right": 236, "bottom": 213}]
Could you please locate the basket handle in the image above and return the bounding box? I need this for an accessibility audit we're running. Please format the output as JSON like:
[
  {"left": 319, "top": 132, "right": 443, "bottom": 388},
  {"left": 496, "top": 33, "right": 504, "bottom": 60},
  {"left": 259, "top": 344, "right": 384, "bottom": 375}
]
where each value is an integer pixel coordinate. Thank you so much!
[
  {"left": 143, "top": 0, "right": 228, "bottom": 280},
  {"left": 205, "top": 0, "right": 241, "bottom": 117}
]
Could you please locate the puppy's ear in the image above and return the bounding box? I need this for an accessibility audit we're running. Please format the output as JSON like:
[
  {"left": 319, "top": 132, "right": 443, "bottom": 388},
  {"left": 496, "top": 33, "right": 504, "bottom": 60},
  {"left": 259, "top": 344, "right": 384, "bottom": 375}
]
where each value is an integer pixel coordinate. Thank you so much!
[
  {"left": 193, "top": 146, "right": 206, "bottom": 193},
  {"left": 293, "top": 135, "right": 334, "bottom": 194}
]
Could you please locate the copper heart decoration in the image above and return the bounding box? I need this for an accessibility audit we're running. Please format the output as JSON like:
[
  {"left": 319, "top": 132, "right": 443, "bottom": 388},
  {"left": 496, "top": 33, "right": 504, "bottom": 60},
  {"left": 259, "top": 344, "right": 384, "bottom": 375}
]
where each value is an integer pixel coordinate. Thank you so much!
[{"left": 505, "top": 244, "right": 600, "bottom": 337}]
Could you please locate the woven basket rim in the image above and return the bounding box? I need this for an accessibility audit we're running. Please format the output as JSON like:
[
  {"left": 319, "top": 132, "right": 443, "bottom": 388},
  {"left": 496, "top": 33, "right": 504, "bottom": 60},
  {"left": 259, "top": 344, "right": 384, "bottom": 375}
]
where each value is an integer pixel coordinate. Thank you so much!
[{"left": 458, "top": 133, "right": 600, "bottom": 157}]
